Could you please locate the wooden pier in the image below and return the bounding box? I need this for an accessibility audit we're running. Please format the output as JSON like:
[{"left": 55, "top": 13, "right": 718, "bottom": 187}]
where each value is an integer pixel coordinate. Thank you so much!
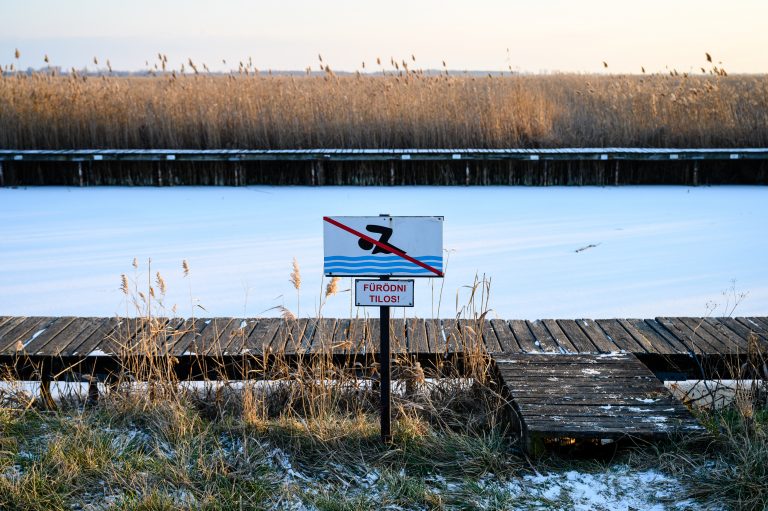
[
  {"left": 2, "top": 148, "right": 767, "bottom": 186},
  {"left": 1, "top": 315, "right": 766, "bottom": 444}
]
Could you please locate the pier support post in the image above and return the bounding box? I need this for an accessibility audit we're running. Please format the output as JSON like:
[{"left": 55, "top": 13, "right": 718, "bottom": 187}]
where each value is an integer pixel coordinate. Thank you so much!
[
  {"left": 86, "top": 375, "right": 100, "bottom": 405},
  {"left": 77, "top": 161, "right": 83, "bottom": 187},
  {"left": 614, "top": 161, "right": 620, "bottom": 186},
  {"left": 0, "top": 162, "right": 4, "bottom": 187},
  {"left": 40, "top": 376, "right": 56, "bottom": 410},
  {"left": 693, "top": 161, "right": 699, "bottom": 186}
]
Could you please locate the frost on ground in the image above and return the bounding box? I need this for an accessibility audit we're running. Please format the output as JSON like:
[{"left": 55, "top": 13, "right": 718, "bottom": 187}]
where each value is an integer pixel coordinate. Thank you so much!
[
  {"left": 0, "top": 412, "right": 721, "bottom": 511},
  {"left": 0, "top": 186, "right": 766, "bottom": 319},
  {"left": 487, "top": 468, "right": 711, "bottom": 511}
]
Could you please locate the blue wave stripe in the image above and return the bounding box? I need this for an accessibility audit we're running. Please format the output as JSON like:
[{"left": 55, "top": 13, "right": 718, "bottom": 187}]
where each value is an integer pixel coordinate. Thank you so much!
[
  {"left": 325, "top": 261, "right": 443, "bottom": 267},
  {"left": 325, "top": 266, "right": 440, "bottom": 272},
  {"left": 324, "top": 255, "right": 442, "bottom": 262},
  {"left": 326, "top": 269, "right": 435, "bottom": 274},
  {"left": 325, "top": 262, "right": 442, "bottom": 268}
]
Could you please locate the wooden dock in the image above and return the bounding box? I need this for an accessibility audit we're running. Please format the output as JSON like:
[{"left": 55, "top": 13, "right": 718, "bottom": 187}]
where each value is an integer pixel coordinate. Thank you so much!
[
  {"left": 1, "top": 315, "right": 765, "bottom": 444},
  {"left": 494, "top": 353, "right": 705, "bottom": 451},
  {"left": 2, "top": 148, "right": 767, "bottom": 186},
  {"left": 2, "top": 316, "right": 765, "bottom": 359}
]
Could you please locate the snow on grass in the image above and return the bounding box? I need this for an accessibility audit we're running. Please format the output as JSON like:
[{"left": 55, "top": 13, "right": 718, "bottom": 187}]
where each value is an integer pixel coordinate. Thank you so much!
[
  {"left": 0, "top": 185, "right": 766, "bottom": 319},
  {"left": 474, "top": 466, "right": 717, "bottom": 511}
]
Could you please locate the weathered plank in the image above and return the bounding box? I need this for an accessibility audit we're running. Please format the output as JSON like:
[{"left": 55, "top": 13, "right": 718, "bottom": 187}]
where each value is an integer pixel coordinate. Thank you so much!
[
  {"left": 527, "top": 320, "right": 571, "bottom": 353},
  {"left": 544, "top": 319, "right": 589, "bottom": 353},
  {"left": 508, "top": 320, "right": 540, "bottom": 352},
  {"left": 619, "top": 319, "right": 679, "bottom": 355},
  {"left": 678, "top": 317, "right": 738, "bottom": 353},
  {"left": 576, "top": 319, "right": 621, "bottom": 353},
  {"left": 424, "top": 319, "right": 442, "bottom": 353},
  {"left": 494, "top": 352, "right": 702, "bottom": 442},
  {"left": 0, "top": 317, "right": 56, "bottom": 353},
  {"left": 389, "top": 318, "right": 407, "bottom": 354},
  {"left": 406, "top": 318, "right": 430, "bottom": 353},
  {"left": 442, "top": 319, "right": 461, "bottom": 353},
  {"left": 66, "top": 318, "right": 120, "bottom": 356},
  {"left": 19, "top": 317, "right": 78, "bottom": 356},
  {"left": 655, "top": 317, "right": 712, "bottom": 354},
  {"left": 557, "top": 320, "right": 604, "bottom": 352},
  {"left": 718, "top": 317, "right": 767, "bottom": 346},
  {"left": 638, "top": 319, "right": 693, "bottom": 354},
  {"left": 220, "top": 319, "right": 259, "bottom": 355},
  {"left": 595, "top": 319, "right": 645, "bottom": 353},
  {"left": 458, "top": 319, "right": 496, "bottom": 353},
  {"left": 242, "top": 318, "right": 281, "bottom": 356},
  {"left": 490, "top": 320, "right": 520, "bottom": 352}
]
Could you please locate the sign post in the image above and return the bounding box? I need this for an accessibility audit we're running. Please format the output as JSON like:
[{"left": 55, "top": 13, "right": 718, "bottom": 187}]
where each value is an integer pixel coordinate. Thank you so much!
[
  {"left": 379, "top": 279, "right": 391, "bottom": 442},
  {"left": 323, "top": 215, "right": 443, "bottom": 443}
]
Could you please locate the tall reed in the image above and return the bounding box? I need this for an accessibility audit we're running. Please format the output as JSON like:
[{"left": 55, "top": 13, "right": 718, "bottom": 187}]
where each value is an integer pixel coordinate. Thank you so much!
[{"left": 1, "top": 70, "right": 766, "bottom": 149}]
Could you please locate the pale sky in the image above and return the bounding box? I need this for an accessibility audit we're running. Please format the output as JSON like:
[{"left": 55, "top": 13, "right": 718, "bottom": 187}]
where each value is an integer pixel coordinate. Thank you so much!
[{"left": 2, "top": 0, "right": 766, "bottom": 73}]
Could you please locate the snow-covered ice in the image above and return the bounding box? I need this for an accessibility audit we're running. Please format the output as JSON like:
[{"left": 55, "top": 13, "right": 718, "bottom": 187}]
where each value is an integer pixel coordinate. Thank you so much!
[{"left": 0, "top": 185, "right": 765, "bottom": 319}]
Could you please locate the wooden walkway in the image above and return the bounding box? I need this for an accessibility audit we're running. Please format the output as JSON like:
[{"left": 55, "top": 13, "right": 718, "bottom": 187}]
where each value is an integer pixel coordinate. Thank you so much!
[
  {"left": 3, "top": 148, "right": 768, "bottom": 163},
  {"left": 0, "top": 316, "right": 766, "bottom": 362},
  {"left": 494, "top": 353, "right": 704, "bottom": 449},
  {"left": 2, "top": 315, "right": 764, "bottom": 444}
]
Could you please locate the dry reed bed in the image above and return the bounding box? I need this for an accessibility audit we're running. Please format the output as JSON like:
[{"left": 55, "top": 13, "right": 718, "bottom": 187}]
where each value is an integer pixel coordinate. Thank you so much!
[{"left": 1, "top": 73, "right": 767, "bottom": 149}]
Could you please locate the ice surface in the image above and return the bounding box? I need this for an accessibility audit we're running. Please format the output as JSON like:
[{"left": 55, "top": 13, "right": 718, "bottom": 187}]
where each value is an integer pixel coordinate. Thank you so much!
[{"left": 0, "top": 186, "right": 765, "bottom": 319}]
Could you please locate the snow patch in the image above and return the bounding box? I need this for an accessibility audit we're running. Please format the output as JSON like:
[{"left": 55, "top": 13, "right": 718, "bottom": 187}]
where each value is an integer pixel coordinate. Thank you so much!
[{"left": 23, "top": 328, "right": 47, "bottom": 348}]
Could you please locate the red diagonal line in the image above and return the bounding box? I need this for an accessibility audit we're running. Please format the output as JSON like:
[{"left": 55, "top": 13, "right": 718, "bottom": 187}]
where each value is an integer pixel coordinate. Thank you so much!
[{"left": 323, "top": 216, "right": 443, "bottom": 277}]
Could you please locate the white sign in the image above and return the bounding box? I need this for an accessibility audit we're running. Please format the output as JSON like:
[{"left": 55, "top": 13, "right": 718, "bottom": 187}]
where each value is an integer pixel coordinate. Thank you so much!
[
  {"left": 355, "top": 279, "right": 414, "bottom": 307},
  {"left": 323, "top": 216, "right": 443, "bottom": 277}
]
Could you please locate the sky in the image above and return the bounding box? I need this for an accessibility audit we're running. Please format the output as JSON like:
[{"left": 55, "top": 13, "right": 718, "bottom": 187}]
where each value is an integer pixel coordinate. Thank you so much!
[{"left": 1, "top": 0, "right": 767, "bottom": 74}]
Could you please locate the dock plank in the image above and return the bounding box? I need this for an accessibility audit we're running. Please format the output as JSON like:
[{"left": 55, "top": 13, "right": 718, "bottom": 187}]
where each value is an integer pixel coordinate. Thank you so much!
[
  {"left": 527, "top": 320, "right": 571, "bottom": 353},
  {"left": 543, "top": 319, "right": 587, "bottom": 353},
  {"left": 309, "top": 318, "right": 337, "bottom": 353},
  {"left": 66, "top": 318, "right": 120, "bottom": 356},
  {"left": 442, "top": 319, "right": 461, "bottom": 353},
  {"left": 725, "top": 317, "right": 768, "bottom": 345},
  {"left": 458, "top": 319, "right": 497, "bottom": 353},
  {"left": 221, "top": 319, "right": 259, "bottom": 355},
  {"left": 424, "top": 319, "right": 440, "bottom": 353},
  {"left": 0, "top": 317, "right": 27, "bottom": 341},
  {"left": 242, "top": 318, "right": 281, "bottom": 356},
  {"left": 490, "top": 320, "right": 520, "bottom": 353},
  {"left": 678, "top": 317, "right": 738, "bottom": 354},
  {"left": 390, "top": 319, "right": 407, "bottom": 354},
  {"left": 619, "top": 319, "right": 678, "bottom": 355},
  {"left": 509, "top": 320, "right": 541, "bottom": 353},
  {"left": 576, "top": 319, "right": 621, "bottom": 353},
  {"left": 20, "top": 317, "right": 79, "bottom": 356},
  {"left": 655, "top": 317, "right": 711, "bottom": 354},
  {"left": 493, "top": 352, "right": 702, "bottom": 443},
  {"left": 557, "top": 320, "right": 604, "bottom": 352},
  {"left": 0, "top": 317, "right": 58, "bottom": 353},
  {"left": 595, "top": 319, "right": 645, "bottom": 353},
  {"left": 406, "top": 319, "right": 429, "bottom": 353},
  {"left": 639, "top": 319, "right": 693, "bottom": 354}
]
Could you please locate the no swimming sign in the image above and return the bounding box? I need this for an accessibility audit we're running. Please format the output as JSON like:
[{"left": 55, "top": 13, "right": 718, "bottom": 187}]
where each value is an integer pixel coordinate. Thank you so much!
[{"left": 322, "top": 216, "right": 444, "bottom": 278}]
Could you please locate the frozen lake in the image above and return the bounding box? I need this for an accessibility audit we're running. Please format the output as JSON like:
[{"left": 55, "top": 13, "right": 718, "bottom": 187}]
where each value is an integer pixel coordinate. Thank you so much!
[{"left": 0, "top": 186, "right": 766, "bottom": 320}]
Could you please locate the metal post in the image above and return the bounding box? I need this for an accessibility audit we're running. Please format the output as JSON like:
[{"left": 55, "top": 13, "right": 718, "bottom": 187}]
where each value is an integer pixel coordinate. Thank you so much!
[{"left": 379, "top": 282, "right": 392, "bottom": 443}]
